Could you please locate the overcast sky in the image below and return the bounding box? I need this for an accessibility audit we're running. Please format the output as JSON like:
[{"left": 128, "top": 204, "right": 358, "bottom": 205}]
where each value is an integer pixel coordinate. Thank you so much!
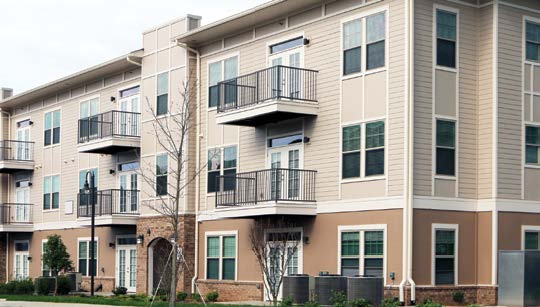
[{"left": 0, "top": 0, "right": 267, "bottom": 94}]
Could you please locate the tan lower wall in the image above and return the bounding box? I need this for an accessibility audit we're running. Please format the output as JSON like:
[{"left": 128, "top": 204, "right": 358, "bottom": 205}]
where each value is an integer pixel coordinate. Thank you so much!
[{"left": 498, "top": 211, "right": 540, "bottom": 250}]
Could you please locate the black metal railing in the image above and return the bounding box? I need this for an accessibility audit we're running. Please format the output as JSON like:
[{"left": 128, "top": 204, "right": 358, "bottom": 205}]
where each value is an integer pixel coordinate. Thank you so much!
[
  {"left": 0, "top": 140, "right": 34, "bottom": 162},
  {"left": 0, "top": 203, "right": 33, "bottom": 224},
  {"left": 78, "top": 110, "right": 141, "bottom": 144},
  {"left": 214, "top": 65, "right": 318, "bottom": 113},
  {"left": 216, "top": 168, "right": 317, "bottom": 207},
  {"left": 77, "top": 189, "right": 140, "bottom": 217}
]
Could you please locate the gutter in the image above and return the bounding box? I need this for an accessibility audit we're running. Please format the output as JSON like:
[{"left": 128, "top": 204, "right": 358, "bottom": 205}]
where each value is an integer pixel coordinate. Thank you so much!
[
  {"left": 175, "top": 41, "right": 202, "bottom": 293},
  {"left": 126, "top": 55, "right": 142, "bottom": 67}
]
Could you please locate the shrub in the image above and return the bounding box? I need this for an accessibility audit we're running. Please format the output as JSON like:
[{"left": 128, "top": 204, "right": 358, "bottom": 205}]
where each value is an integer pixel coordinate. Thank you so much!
[
  {"left": 330, "top": 290, "right": 348, "bottom": 307},
  {"left": 177, "top": 291, "right": 188, "bottom": 302},
  {"left": 349, "top": 298, "right": 373, "bottom": 307},
  {"left": 128, "top": 294, "right": 149, "bottom": 302},
  {"left": 0, "top": 283, "right": 6, "bottom": 295},
  {"left": 467, "top": 304, "right": 482, "bottom": 307},
  {"left": 35, "top": 277, "right": 55, "bottom": 295},
  {"left": 191, "top": 292, "right": 202, "bottom": 302},
  {"left": 8, "top": 279, "right": 34, "bottom": 295},
  {"left": 417, "top": 299, "right": 443, "bottom": 307},
  {"left": 56, "top": 276, "right": 72, "bottom": 295},
  {"left": 206, "top": 290, "right": 219, "bottom": 302},
  {"left": 154, "top": 288, "right": 166, "bottom": 296},
  {"left": 279, "top": 295, "right": 294, "bottom": 307},
  {"left": 305, "top": 299, "right": 322, "bottom": 307},
  {"left": 113, "top": 286, "right": 128, "bottom": 296},
  {"left": 453, "top": 291, "right": 465, "bottom": 304},
  {"left": 381, "top": 298, "right": 401, "bottom": 307}
]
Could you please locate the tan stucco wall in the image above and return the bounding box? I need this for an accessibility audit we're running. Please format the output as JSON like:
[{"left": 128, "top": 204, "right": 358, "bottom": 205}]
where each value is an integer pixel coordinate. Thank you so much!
[{"left": 499, "top": 212, "right": 540, "bottom": 251}]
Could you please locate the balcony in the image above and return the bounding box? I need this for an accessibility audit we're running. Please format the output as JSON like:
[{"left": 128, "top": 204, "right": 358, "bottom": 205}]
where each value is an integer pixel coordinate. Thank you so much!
[
  {"left": 0, "top": 203, "right": 33, "bottom": 232},
  {"left": 0, "top": 140, "right": 35, "bottom": 173},
  {"left": 77, "top": 189, "right": 139, "bottom": 225},
  {"left": 213, "top": 66, "right": 318, "bottom": 126},
  {"left": 77, "top": 110, "right": 141, "bottom": 154},
  {"left": 215, "top": 168, "right": 317, "bottom": 217}
]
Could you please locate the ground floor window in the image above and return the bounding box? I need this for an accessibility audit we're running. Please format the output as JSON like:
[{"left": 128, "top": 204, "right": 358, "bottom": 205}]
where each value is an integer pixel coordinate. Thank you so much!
[
  {"left": 42, "top": 240, "right": 52, "bottom": 277},
  {"left": 339, "top": 226, "right": 385, "bottom": 277},
  {"left": 206, "top": 232, "right": 236, "bottom": 280},
  {"left": 14, "top": 241, "right": 29, "bottom": 280},
  {"left": 78, "top": 239, "right": 98, "bottom": 277},
  {"left": 433, "top": 224, "right": 458, "bottom": 285},
  {"left": 525, "top": 230, "right": 540, "bottom": 250}
]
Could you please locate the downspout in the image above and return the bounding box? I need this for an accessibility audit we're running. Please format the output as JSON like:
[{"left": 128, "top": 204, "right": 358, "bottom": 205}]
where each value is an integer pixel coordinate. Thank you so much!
[
  {"left": 176, "top": 41, "right": 201, "bottom": 293},
  {"left": 126, "top": 55, "right": 142, "bottom": 67}
]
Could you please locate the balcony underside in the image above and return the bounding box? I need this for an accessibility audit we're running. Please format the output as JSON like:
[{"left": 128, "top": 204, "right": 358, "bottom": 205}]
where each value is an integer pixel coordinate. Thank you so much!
[
  {"left": 0, "top": 224, "right": 33, "bottom": 232},
  {"left": 77, "top": 137, "right": 140, "bottom": 154},
  {"left": 215, "top": 202, "right": 317, "bottom": 218},
  {"left": 216, "top": 99, "right": 318, "bottom": 126},
  {"left": 0, "top": 161, "right": 34, "bottom": 173},
  {"left": 77, "top": 215, "right": 139, "bottom": 226}
]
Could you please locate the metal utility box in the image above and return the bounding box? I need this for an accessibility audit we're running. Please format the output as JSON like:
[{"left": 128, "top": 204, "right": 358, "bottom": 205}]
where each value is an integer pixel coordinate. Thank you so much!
[
  {"left": 314, "top": 275, "right": 348, "bottom": 305},
  {"left": 498, "top": 250, "right": 540, "bottom": 307},
  {"left": 283, "top": 274, "right": 313, "bottom": 304},
  {"left": 348, "top": 276, "right": 384, "bottom": 307}
]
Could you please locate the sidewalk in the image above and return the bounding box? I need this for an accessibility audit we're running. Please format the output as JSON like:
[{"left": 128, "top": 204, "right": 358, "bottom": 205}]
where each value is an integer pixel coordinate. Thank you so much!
[{"left": 0, "top": 302, "right": 130, "bottom": 307}]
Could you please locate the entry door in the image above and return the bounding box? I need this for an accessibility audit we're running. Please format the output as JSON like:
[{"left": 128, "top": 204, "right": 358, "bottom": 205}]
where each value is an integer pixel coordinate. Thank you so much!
[
  {"left": 267, "top": 145, "right": 302, "bottom": 201},
  {"left": 16, "top": 126, "right": 30, "bottom": 160},
  {"left": 118, "top": 171, "right": 138, "bottom": 213},
  {"left": 116, "top": 245, "right": 137, "bottom": 292},
  {"left": 119, "top": 94, "right": 140, "bottom": 136},
  {"left": 15, "top": 187, "right": 30, "bottom": 223},
  {"left": 14, "top": 242, "right": 29, "bottom": 280},
  {"left": 268, "top": 49, "right": 303, "bottom": 99},
  {"left": 265, "top": 238, "right": 302, "bottom": 301}
]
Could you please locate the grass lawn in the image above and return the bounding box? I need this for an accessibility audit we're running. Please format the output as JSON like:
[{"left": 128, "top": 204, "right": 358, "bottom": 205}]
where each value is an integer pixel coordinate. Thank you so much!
[{"left": 0, "top": 295, "right": 254, "bottom": 307}]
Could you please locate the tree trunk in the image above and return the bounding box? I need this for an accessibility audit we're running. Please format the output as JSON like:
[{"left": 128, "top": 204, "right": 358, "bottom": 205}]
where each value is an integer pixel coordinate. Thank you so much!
[{"left": 169, "top": 235, "right": 178, "bottom": 307}]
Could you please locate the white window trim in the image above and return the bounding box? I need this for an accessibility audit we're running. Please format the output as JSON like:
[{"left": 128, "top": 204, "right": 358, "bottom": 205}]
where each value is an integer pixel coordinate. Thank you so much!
[
  {"left": 433, "top": 117, "right": 458, "bottom": 181},
  {"left": 77, "top": 237, "right": 99, "bottom": 277},
  {"left": 204, "top": 230, "right": 238, "bottom": 281},
  {"left": 337, "top": 224, "right": 387, "bottom": 284},
  {"left": 340, "top": 5, "right": 389, "bottom": 80},
  {"left": 524, "top": 16, "right": 540, "bottom": 64},
  {"left": 155, "top": 72, "right": 170, "bottom": 118},
  {"left": 206, "top": 52, "right": 240, "bottom": 111},
  {"left": 43, "top": 174, "right": 61, "bottom": 212},
  {"left": 431, "top": 223, "right": 458, "bottom": 286},
  {"left": 340, "top": 118, "right": 386, "bottom": 182},
  {"left": 206, "top": 144, "right": 238, "bottom": 196},
  {"left": 78, "top": 94, "right": 101, "bottom": 119},
  {"left": 521, "top": 225, "right": 540, "bottom": 250},
  {"left": 117, "top": 83, "right": 141, "bottom": 97},
  {"left": 265, "top": 32, "right": 305, "bottom": 57},
  {"left": 43, "top": 107, "right": 62, "bottom": 148},
  {"left": 433, "top": 4, "right": 460, "bottom": 72}
]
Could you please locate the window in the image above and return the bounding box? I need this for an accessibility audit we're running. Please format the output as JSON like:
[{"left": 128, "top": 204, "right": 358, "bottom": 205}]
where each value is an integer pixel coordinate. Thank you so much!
[
  {"left": 434, "top": 229, "right": 456, "bottom": 285},
  {"left": 268, "top": 134, "right": 303, "bottom": 148},
  {"left": 436, "top": 120, "right": 456, "bottom": 176},
  {"left": 208, "top": 56, "right": 238, "bottom": 108},
  {"left": 78, "top": 240, "right": 97, "bottom": 277},
  {"left": 366, "top": 13, "right": 385, "bottom": 70},
  {"left": 436, "top": 9, "right": 457, "bottom": 68},
  {"left": 340, "top": 229, "right": 384, "bottom": 277},
  {"left": 43, "top": 175, "right": 60, "bottom": 210},
  {"left": 44, "top": 110, "right": 60, "bottom": 146},
  {"left": 79, "top": 98, "right": 99, "bottom": 140},
  {"left": 79, "top": 169, "right": 98, "bottom": 207},
  {"left": 157, "top": 72, "right": 169, "bottom": 116},
  {"left": 526, "top": 126, "right": 540, "bottom": 165},
  {"left": 270, "top": 36, "right": 304, "bottom": 54},
  {"left": 156, "top": 154, "right": 168, "bottom": 196},
  {"left": 206, "top": 234, "right": 236, "bottom": 280},
  {"left": 525, "top": 231, "right": 540, "bottom": 250},
  {"left": 343, "top": 19, "right": 362, "bottom": 75},
  {"left": 342, "top": 121, "right": 385, "bottom": 179},
  {"left": 42, "top": 240, "right": 52, "bottom": 277},
  {"left": 207, "top": 145, "right": 237, "bottom": 193},
  {"left": 526, "top": 21, "right": 540, "bottom": 62}
]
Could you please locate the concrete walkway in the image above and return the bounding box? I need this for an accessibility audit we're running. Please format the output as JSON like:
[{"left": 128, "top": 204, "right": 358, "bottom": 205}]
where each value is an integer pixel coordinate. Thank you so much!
[{"left": 0, "top": 302, "right": 130, "bottom": 307}]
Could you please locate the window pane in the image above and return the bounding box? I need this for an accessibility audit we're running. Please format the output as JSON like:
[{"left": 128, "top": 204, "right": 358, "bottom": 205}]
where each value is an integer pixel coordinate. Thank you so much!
[
  {"left": 157, "top": 73, "right": 169, "bottom": 96},
  {"left": 207, "top": 259, "right": 219, "bottom": 279},
  {"left": 526, "top": 126, "right": 540, "bottom": 144},
  {"left": 343, "top": 19, "right": 362, "bottom": 49},
  {"left": 222, "top": 259, "right": 235, "bottom": 280},
  {"left": 344, "top": 47, "right": 361, "bottom": 75},
  {"left": 366, "top": 122, "right": 384, "bottom": 148},
  {"left": 526, "top": 145, "right": 539, "bottom": 164},
  {"left": 365, "top": 231, "right": 384, "bottom": 256},
  {"left": 224, "top": 57, "right": 238, "bottom": 80},
  {"left": 44, "top": 176, "right": 51, "bottom": 194},
  {"left": 527, "top": 42, "right": 540, "bottom": 62},
  {"left": 44, "top": 112, "right": 52, "bottom": 130},
  {"left": 209, "top": 62, "right": 222, "bottom": 86},
  {"left": 343, "top": 126, "right": 361, "bottom": 152},
  {"left": 223, "top": 146, "right": 237, "bottom": 169},
  {"left": 44, "top": 130, "right": 51, "bottom": 146},
  {"left": 341, "top": 232, "right": 359, "bottom": 256},
  {"left": 366, "top": 149, "right": 384, "bottom": 176},
  {"left": 52, "top": 192, "right": 59, "bottom": 209},
  {"left": 209, "top": 85, "right": 219, "bottom": 108},
  {"left": 156, "top": 94, "right": 168, "bottom": 115},
  {"left": 436, "top": 148, "right": 455, "bottom": 176},
  {"left": 156, "top": 154, "right": 168, "bottom": 176},
  {"left": 437, "top": 10, "right": 456, "bottom": 41},
  {"left": 435, "top": 258, "right": 455, "bottom": 285},
  {"left": 527, "top": 22, "right": 540, "bottom": 43},
  {"left": 207, "top": 171, "right": 220, "bottom": 193},
  {"left": 270, "top": 37, "right": 304, "bottom": 54},
  {"left": 207, "top": 237, "right": 220, "bottom": 257},
  {"left": 436, "top": 230, "right": 455, "bottom": 256},
  {"left": 53, "top": 111, "right": 61, "bottom": 128},
  {"left": 52, "top": 176, "right": 60, "bottom": 193},
  {"left": 341, "top": 258, "right": 359, "bottom": 277},
  {"left": 269, "top": 134, "right": 303, "bottom": 148},
  {"left": 208, "top": 149, "right": 221, "bottom": 171},
  {"left": 223, "top": 169, "right": 236, "bottom": 192},
  {"left": 53, "top": 127, "right": 60, "bottom": 144},
  {"left": 437, "top": 39, "right": 456, "bottom": 68},
  {"left": 437, "top": 120, "right": 455, "bottom": 147},
  {"left": 525, "top": 232, "right": 539, "bottom": 250},
  {"left": 222, "top": 236, "right": 236, "bottom": 257},
  {"left": 43, "top": 194, "right": 50, "bottom": 210},
  {"left": 366, "top": 13, "right": 385, "bottom": 43},
  {"left": 367, "top": 41, "right": 385, "bottom": 70},
  {"left": 79, "top": 259, "right": 87, "bottom": 276},
  {"left": 156, "top": 176, "right": 167, "bottom": 196},
  {"left": 343, "top": 152, "right": 361, "bottom": 178},
  {"left": 79, "top": 241, "right": 87, "bottom": 258},
  {"left": 364, "top": 258, "right": 383, "bottom": 277}
]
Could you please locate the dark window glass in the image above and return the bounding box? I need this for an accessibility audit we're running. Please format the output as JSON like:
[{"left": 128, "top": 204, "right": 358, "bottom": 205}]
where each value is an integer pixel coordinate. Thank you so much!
[
  {"left": 43, "top": 194, "right": 50, "bottom": 210},
  {"left": 364, "top": 258, "right": 383, "bottom": 277},
  {"left": 341, "top": 258, "right": 359, "bottom": 277},
  {"left": 52, "top": 192, "right": 59, "bottom": 209},
  {"left": 156, "top": 154, "right": 168, "bottom": 196},
  {"left": 436, "top": 148, "right": 455, "bottom": 176},
  {"left": 436, "top": 10, "right": 457, "bottom": 68},
  {"left": 435, "top": 230, "right": 455, "bottom": 285},
  {"left": 207, "top": 171, "right": 220, "bottom": 193},
  {"left": 343, "top": 152, "right": 361, "bottom": 179},
  {"left": 525, "top": 232, "right": 539, "bottom": 250},
  {"left": 53, "top": 127, "right": 60, "bottom": 144},
  {"left": 437, "top": 39, "right": 456, "bottom": 68},
  {"left": 44, "top": 130, "right": 51, "bottom": 146},
  {"left": 527, "top": 22, "right": 540, "bottom": 62},
  {"left": 344, "top": 47, "right": 361, "bottom": 75},
  {"left": 222, "top": 259, "right": 235, "bottom": 280},
  {"left": 209, "top": 85, "right": 219, "bottom": 108},
  {"left": 366, "top": 149, "right": 384, "bottom": 176},
  {"left": 436, "top": 120, "right": 456, "bottom": 176},
  {"left": 435, "top": 258, "right": 455, "bottom": 285},
  {"left": 156, "top": 94, "right": 168, "bottom": 116},
  {"left": 342, "top": 125, "right": 361, "bottom": 179},
  {"left": 206, "top": 259, "right": 219, "bottom": 279},
  {"left": 270, "top": 37, "right": 303, "bottom": 54},
  {"left": 268, "top": 134, "right": 303, "bottom": 148},
  {"left": 526, "top": 126, "right": 540, "bottom": 164},
  {"left": 79, "top": 259, "right": 87, "bottom": 276},
  {"left": 367, "top": 41, "right": 385, "bottom": 70}
]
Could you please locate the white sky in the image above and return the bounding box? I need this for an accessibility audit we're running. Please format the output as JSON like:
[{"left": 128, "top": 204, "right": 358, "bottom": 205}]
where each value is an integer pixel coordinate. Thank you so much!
[{"left": 0, "top": 0, "right": 268, "bottom": 94}]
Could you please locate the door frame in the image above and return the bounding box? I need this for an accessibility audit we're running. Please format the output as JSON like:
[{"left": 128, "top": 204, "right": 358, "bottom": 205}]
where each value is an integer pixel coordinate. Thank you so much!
[
  {"left": 115, "top": 235, "right": 137, "bottom": 292},
  {"left": 13, "top": 240, "right": 30, "bottom": 280},
  {"left": 116, "top": 161, "right": 139, "bottom": 214},
  {"left": 15, "top": 186, "right": 30, "bottom": 222}
]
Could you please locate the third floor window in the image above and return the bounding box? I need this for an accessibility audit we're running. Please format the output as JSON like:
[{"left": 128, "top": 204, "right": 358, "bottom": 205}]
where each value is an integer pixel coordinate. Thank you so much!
[
  {"left": 436, "top": 9, "right": 457, "bottom": 68},
  {"left": 44, "top": 110, "right": 60, "bottom": 146},
  {"left": 526, "top": 21, "right": 540, "bottom": 62},
  {"left": 208, "top": 56, "right": 238, "bottom": 108},
  {"left": 156, "top": 72, "right": 169, "bottom": 116}
]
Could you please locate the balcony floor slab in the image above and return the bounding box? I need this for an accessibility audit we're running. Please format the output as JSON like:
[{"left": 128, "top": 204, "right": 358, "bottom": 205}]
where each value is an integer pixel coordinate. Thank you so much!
[
  {"left": 0, "top": 224, "right": 33, "bottom": 232},
  {"left": 214, "top": 202, "right": 317, "bottom": 218},
  {"left": 0, "top": 160, "right": 34, "bottom": 173},
  {"left": 77, "top": 136, "right": 140, "bottom": 154},
  {"left": 77, "top": 215, "right": 139, "bottom": 226}
]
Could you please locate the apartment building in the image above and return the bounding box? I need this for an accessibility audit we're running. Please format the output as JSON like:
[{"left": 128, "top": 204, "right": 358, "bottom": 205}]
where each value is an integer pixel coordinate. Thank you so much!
[{"left": 1, "top": 0, "right": 540, "bottom": 304}]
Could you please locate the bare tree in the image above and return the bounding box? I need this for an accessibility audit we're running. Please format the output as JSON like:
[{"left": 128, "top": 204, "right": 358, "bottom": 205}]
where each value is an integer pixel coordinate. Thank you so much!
[
  {"left": 138, "top": 72, "right": 206, "bottom": 307},
  {"left": 249, "top": 217, "right": 302, "bottom": 305}
]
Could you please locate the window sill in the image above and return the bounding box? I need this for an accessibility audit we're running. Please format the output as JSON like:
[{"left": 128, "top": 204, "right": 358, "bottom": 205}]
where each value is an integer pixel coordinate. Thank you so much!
[
  {"left": 43, "top": 144, "right": 61, "bottom": 149},
  {"left": 341, "top": 175, "right": 386, "bottom": 184},
  {"left": 341, "top": 67, "right": 387, "bottom": 81},
  {"left": 43, "top": 209, "right": 60, "bottom": 213},
  {"left": 434, "top": 175, "right": 456, "bottom": 180},
  {"left": 207, "top": 106, "right": 217, "bottom": 112},
  {"left": 434, "top": 65, "right": 457, "bottom": 73},
  {"left": 525, "top": 164, "right": 540, "bottom": 169}
]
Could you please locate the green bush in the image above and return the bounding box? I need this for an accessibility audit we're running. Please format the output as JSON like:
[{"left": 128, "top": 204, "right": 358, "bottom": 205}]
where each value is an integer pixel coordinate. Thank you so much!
[
  {"left": 206, "top": 290, "right": 219, "bottom": 302},
  {"left": 191, "top": 292, "right": 201, "bottom": 302},
  {"left": 349, "top": 298, "right": 373, "bottom": 307},
  {"left": 381, "top": 298, "right": 401, "bottom": 307},
  {"left": 305, "top": 299, "right": 322, "bottom": 307},
  {"left": 35, "top": 277, "right": 55, "bottom": 295},
  {"left": 128, "top": 294, "right": 149, "bottom": 302},
  {"left": 467, "top": 304, "right": 482, "bottom": 307},
  {"left": 153, "top": 288, "right": 166, "bottom": 296},
  {"left": 453, "top": 291, "right": 465, "bottom": 304},
  {"left": 330, "top": 290, "right": 348, "bottom": 307},
  {"left": 417, "top": 298, "right": 443, "bottom": 307},
  {"left": 56, "top": 276, "right": 72, "bottom": 295},
  {"left": 176, "top": 291, "right": 188, "bottom": 301},
  {"left": 113, "top": 286, "right": 128, "bottom": 296},
  {"left": 279, "top": 295, "right": 294, "bottom": 307},
  {"left": 6, "top": 279, "right": 34, "bottom": 295}
]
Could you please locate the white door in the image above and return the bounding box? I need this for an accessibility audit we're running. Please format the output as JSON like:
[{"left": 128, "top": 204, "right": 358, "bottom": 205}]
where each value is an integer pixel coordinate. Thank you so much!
[
  {"left": 265, "top": 236, "right": 302, "bottom": 301},
  {"left": 16, "top": 126, "right": 30, "bottom": 160},
  {"left": 14, "top": 241, "right": 29, "bottom": 280},
  {"left": 15, "top": 187, "right": 30, "bottom": 223},
  {"left": 119, "top": 94, "right": 140, "bottom": 136},
  {"left": 118, "top": 171, "right": 138, "bottom": 214},
  {"left": 267, "top": 145, "right": 302, "bottom": 201},
  {"left": 268, "top": 50, "right": 303, "bottom": 99},
  {"left": 116, "top": 245, "right": 137, "bottom": 292}
]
